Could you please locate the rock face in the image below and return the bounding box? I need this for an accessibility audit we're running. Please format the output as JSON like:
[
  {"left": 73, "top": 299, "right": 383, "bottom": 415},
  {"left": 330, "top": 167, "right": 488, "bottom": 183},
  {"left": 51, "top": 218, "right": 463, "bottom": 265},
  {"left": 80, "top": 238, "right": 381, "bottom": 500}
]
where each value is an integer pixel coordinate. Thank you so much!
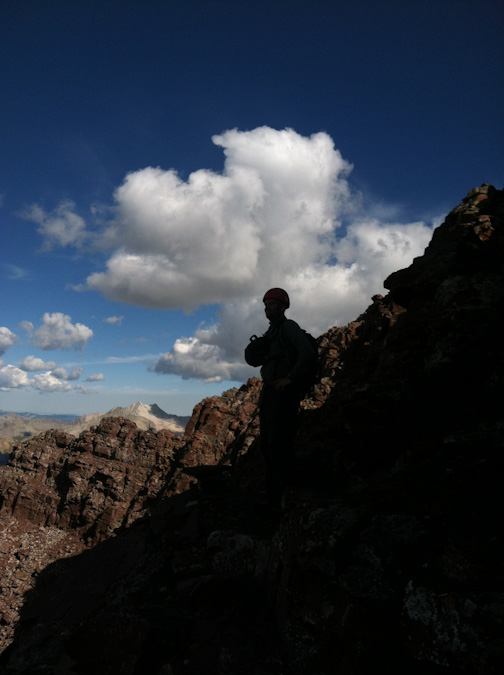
[
  {"left": 0, "top": 184, "right": 502, "bottom": 674},
  {"left": 0, "top": 420, "right": 180, "bottom": 540}
]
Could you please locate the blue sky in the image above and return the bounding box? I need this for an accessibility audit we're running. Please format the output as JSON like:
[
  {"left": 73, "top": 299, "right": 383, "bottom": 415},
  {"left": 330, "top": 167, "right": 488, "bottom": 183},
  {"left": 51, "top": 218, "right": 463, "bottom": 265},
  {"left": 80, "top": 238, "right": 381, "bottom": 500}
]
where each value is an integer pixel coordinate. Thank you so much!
[{"left": 1, "top": 0, "right": 503, "bottom": 416}]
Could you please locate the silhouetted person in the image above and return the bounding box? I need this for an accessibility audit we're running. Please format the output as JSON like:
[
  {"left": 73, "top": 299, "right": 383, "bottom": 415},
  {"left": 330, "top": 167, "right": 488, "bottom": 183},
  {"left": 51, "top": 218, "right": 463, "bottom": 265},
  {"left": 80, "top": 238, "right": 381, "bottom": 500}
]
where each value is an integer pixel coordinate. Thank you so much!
[{"left": 247, "top": 288, "right": 315, "bottom": 506}]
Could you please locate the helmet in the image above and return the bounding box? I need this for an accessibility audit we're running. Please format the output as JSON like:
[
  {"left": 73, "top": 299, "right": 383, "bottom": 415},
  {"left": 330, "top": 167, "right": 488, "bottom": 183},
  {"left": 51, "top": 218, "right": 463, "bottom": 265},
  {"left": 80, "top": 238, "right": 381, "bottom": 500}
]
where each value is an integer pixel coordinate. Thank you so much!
[{"left": 263, "top": 288, "right": 290, "bottom": 308}]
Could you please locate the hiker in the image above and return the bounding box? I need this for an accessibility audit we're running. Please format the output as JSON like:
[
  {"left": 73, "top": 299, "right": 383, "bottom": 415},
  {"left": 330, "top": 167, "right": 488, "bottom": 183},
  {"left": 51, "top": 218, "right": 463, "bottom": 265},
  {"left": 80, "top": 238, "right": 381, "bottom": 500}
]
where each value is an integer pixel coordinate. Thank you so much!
[{"left": 245, "top": 288, "right": 316, "bottom": 506}]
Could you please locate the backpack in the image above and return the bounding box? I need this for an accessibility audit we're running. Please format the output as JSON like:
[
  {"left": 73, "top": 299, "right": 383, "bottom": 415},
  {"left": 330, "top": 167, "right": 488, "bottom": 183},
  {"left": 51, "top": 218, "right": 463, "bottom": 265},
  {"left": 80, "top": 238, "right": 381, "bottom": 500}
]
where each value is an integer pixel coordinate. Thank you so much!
[
  {"left": 245, "top": 322, "right": 319, "bottom": 397},
  {"left": 279, "top": 322, "right": 319, "bottom": 397}
]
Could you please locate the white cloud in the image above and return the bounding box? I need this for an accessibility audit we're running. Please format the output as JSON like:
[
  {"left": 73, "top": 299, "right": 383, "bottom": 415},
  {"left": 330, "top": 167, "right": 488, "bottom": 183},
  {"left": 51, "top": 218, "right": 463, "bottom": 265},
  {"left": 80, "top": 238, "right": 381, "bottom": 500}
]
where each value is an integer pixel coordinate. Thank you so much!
[
  {"left": 21, "top": 200, "right": 87, "bottom": 250},
  {"left": 31, "top": 372, "right": 73, "bottom": 392},
  {"left": 36, "top": 126, "right": 433, "bottom": 383},
  {"left": 86, "top": 373, "right": 105, "bottom": 381},
  {"left": 131, "top": 128, "right": 432, "bottom": 383},
  {"left": 104, "top": 316, "right": 124, "bottom": 325},
  {"left": 0, "top": 327, "right": 17, "bottom": 356},
  {"left": 51, "top": 366, "right": 83, "bottom": 381},
  {"left": 74, "top": 384, "right": 97, "bottom": 394},
  {"left": 0, "top": 364, "right": 29, "bottom": 390},
  {"left": 19, "top": 355, "right": 58, "bottom": 371},
  {"left": 32, "top": 313, "right": 93, "bottom": 351},
  {"left": 84, "top": 127, "right": 353, "bottom": 309},
  {"left": 153, "top": 336, "right": 250, "bottom": 383},
  {"left": 19, "top": 321, "right": 34, "bottom": 334},
  {"left": 149, "top": 224, "right": 432, "bottom": 382}
]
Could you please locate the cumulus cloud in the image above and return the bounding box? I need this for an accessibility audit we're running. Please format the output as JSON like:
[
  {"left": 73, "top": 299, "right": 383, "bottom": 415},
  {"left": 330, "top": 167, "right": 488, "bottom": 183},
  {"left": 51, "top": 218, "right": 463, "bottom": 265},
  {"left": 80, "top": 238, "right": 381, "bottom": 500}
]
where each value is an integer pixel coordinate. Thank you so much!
[
  {"left": 19, "top": 321, "right": 34, "bottom": 334},
  {"left": 86, "top": 373, "right": 105, "bottom": 381},
  {"left": 19, "top": 355, "right": 58, "bottom": 371},
  {"left": 21, "top": 200, "right": 87, "bottom": 250},
  {"left": 31, "top": 372, "right": 73, "bottom": 392},
  {"left": 153, "top": 337, "right": 249, "bottom": 383},
  {"left": 1, "top": 361, "right": 86, "bottom": 393},
  {"left": 104, "top": 316, "right": 124, "bottom": 325},
  {"left": 0, "top": 327, "right": 17, "bottom": 356},
  {"left": 35, "top": 126, "right": 433, "bottom": 383},
  {"left": 51, "top": 366, "right": 83, "bottom": 381},
  {"left": 84, "top": 127, "right": 353, "bottom": 309},
  {"left": 111, "top": 127, "right": 430, "bottom": 383},
  {"left": 31, "top": 313, "right": 93, "bottom": 351},
  {"left": 0, "top": 364, "right": 29, "bottom": 390}
]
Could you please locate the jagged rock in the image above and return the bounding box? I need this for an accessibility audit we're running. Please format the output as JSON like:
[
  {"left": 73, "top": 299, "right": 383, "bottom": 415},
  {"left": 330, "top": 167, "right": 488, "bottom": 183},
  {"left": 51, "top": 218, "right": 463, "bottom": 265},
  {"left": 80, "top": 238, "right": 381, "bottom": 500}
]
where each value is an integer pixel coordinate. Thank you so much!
[
  {"left": 0, "top": 417, "right": 182, "bottom": 651},
  {"left": 182, "top": 378, "right": 262, "bottom": 466},
  {"left": 168, "top": 378, "right": 262, "bottom": 495},
  {"left": 0, "top": 185, "right": 503, "bottom": 674},
  {"left": 0, "top": 418, "right": 180, "bottom": 540}
]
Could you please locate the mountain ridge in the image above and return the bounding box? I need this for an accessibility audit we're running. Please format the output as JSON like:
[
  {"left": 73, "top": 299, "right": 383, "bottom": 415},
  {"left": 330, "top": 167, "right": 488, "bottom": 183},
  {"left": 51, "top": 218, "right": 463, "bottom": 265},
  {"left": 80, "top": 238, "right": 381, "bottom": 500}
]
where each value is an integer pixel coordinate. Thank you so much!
[
  {"left": 0, "top": 411, "right": 79, "bottom": 421},
  {"left": 0, "top": 402, "right": 190, "bottom": 457},
  {"left": 0, "top": 184, "right": 502, "bottom": 674}
]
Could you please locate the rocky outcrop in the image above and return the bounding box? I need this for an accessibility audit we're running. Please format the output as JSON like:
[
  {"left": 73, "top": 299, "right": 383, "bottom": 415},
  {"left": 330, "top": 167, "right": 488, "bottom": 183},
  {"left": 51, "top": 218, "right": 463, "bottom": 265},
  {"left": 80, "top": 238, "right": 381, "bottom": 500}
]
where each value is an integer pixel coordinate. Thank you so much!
[
  {"left": 0, "top": 419, "right": 181, "bottom": 540},
  {"left": 0, "top": 184, "right": 502, "bottom": 674},
  {"left": 0, "top": 382, "right": 265, "bottom": 655},
  {"left": 278, "top": 183, "right": 504, "bottom": 672},
  {"left": 0, "top": 418, "right": 184, "bottom": 652},
  {"left": 182, "top": 377, "right": 262, "bottom": 468}
]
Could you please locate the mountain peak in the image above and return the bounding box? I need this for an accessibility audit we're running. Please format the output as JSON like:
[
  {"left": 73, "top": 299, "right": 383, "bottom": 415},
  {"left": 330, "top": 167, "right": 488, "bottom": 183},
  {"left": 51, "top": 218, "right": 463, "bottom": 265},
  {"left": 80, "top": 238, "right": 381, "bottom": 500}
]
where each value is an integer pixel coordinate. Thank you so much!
[{"left": 117, "top": 402, "right": 172, "bottom": 420}]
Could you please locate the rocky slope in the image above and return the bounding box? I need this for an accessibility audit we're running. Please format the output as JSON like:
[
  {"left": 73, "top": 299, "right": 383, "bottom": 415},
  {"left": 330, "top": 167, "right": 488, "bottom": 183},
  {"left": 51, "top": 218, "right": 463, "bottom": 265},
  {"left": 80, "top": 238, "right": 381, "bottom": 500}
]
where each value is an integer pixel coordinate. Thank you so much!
[{"left": 0, "top": 184, "right": 502, "bottom": 674}]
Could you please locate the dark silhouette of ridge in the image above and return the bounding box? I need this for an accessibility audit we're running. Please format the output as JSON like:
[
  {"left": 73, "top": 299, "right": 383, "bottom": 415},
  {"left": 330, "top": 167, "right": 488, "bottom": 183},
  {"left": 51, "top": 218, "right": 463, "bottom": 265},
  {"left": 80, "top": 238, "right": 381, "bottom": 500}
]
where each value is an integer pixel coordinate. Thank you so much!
[{"left": 0, "top": 185, "right": 503, "bottom": 674}]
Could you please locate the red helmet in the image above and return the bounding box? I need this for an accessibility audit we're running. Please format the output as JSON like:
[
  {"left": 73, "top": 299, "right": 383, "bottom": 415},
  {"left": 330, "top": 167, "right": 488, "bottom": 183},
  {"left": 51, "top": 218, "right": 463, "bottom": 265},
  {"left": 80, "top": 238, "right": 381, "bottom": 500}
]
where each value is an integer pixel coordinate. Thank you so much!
[{"left": 263, "top": 288, "right": 290, "bottom": 308}]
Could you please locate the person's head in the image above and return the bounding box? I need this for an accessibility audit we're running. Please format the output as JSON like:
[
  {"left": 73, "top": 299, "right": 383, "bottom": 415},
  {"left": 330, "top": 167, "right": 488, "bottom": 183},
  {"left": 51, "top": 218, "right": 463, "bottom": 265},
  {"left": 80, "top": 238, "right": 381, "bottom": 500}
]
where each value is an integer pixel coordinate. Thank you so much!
[{"left": 263, "top": 288, "right": 289, "bottom": 322}]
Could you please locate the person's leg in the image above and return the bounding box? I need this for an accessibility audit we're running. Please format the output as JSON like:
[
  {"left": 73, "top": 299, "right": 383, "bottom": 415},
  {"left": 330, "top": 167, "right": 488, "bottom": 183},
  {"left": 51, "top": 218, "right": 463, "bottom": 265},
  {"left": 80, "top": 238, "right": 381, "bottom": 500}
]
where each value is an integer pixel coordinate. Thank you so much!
[
  {"left": 259, "top": 388, "right": 281, "bottom": 503},
  {"left": 260, "top": 387, "right": 300, "bottom": 503}
]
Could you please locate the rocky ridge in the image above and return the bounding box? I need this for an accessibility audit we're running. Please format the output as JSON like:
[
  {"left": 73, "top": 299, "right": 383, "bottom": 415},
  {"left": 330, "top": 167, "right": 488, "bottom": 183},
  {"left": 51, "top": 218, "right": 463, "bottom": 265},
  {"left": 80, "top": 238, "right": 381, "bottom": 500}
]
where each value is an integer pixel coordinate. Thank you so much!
[
  {"left": 0, "top": 402, "right": 189, "bottom": 458},
  {"left": 0, "top": 184, "right": 502, "bottom": 674}
]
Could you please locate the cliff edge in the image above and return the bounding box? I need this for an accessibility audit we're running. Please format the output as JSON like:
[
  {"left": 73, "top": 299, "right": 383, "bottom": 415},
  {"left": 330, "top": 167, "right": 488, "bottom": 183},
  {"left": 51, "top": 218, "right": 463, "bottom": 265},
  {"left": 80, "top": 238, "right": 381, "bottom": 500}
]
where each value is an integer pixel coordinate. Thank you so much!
[{"left": 0, "top": 184, "right": 502, "bottom": 674}]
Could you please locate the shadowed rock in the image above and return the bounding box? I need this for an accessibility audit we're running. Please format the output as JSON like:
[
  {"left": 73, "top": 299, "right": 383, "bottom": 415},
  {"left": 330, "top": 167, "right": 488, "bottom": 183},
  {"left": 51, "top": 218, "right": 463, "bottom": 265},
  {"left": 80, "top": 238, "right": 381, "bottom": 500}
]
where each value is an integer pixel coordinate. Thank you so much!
[{"left": 0, "top": 184, "right": 503, "bottom": 674}]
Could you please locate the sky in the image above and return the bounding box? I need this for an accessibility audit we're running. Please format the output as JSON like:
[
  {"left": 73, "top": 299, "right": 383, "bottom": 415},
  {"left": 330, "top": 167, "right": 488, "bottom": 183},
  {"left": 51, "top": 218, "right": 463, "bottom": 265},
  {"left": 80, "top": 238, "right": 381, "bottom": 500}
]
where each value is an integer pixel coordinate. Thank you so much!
[{"left": 1, "top": 0, "right": 503, "bottom": 417}]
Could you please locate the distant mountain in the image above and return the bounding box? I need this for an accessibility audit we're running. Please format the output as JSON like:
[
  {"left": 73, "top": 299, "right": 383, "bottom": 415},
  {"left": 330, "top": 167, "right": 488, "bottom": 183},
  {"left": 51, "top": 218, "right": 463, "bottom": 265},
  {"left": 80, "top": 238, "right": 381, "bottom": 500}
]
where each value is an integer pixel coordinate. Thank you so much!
[
  {"left": 0, "top": 410, "right": 79, "bottom": 422},
  {"left": 0, "top": 402, "right": 190, "bottom": 455},
  {"left": 0, "top": 414, "right": 70, "bottom": 456},
  {"left": 69, "top": 402, "right": 190, "bottom": 435}
]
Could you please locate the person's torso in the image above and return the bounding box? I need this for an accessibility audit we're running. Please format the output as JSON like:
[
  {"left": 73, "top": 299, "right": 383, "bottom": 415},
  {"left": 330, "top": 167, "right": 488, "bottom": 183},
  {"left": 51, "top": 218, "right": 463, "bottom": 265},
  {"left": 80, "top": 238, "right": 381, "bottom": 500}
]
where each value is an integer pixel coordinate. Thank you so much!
[{"left": 260, "top": 320, "right": 293, "bottom": 385}]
